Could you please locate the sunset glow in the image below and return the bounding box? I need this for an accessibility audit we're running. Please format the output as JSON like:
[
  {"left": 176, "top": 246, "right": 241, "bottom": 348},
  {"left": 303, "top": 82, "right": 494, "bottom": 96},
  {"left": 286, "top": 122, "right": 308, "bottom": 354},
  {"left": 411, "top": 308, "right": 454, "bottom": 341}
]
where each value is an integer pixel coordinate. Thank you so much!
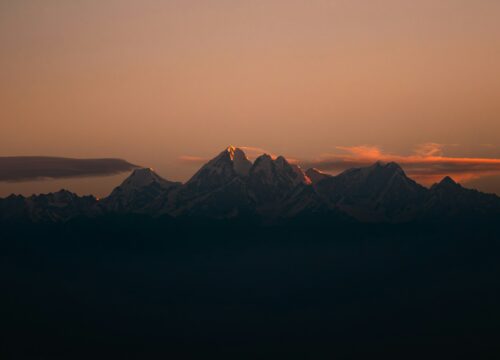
[
  {"left": 1, "top": 1, "right": 499, "bottom": 194},
  {"left": 301, "top": 144, "right": 500, "bottom": 185},
  {"left": 2, "top": 3, "right": 500, "bottom": 356}
]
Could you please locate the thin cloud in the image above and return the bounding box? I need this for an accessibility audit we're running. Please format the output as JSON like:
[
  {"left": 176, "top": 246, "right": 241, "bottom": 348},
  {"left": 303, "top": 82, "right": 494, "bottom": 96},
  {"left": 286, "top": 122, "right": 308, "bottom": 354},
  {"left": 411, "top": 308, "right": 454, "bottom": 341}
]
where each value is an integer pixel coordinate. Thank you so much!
[
  {"left": 414, "top": 143, "right": 444, "bottom": 157},
  {"left": 300, "top": 143, "right": 500, "bottom": 185},
  {"left": 178, "top": 155, "right": 209, "bottom": 165},
  {"left": 237, "top": 146, "right": 276, "bottom": 159},
  {"left": 178, "top": 143, "right": 500, "bottom": 186},
  {"left": 0, "top": 157, "right": 138, "bottom": 182}
]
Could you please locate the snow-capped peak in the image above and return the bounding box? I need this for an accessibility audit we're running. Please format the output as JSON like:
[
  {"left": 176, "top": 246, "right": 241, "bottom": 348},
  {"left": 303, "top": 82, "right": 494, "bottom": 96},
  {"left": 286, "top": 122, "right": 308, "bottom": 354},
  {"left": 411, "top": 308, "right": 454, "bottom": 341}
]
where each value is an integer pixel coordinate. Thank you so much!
[
  {"left": 120, "top": 168, "right": 174, "bottom": 191},
  {"left": 185, "top": 146, "right": 253, "bottom": 192},
  {"left": 190, "top": 146, "right": 252, "bottom": 180},
  {"left": 224, "top": 145, "right": 236, "bottom": 158},
  {"left": 250, "top": 154, "right": 310, "bottom": 186},
  {"left": 232, "top": 147, "right": 252, "bottom": 176}
]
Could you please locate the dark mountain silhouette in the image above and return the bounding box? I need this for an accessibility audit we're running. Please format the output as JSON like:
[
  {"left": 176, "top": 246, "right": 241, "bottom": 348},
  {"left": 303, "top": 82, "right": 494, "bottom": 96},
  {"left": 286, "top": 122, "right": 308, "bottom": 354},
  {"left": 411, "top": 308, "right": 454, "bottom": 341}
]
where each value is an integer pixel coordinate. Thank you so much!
[
  {"left": 313, "top": 161, "right": 428, "bottom": 222},
  {"left": 246, "top": 154, "right": 317, "bottom": 217},
  {"left": 1, "top": 146, "right": 499, "bottom": 223},
  {"left": 305, "top": 167, "right": 331, "bottom": 184},
  {"left": 102, "top": 168, "right": 181, "bottom": 213},
  {"left": 2, "top": 148, "right": 500, "bottom": 359},
  {"left": 0, "top": 190, "right": 98, "bottom": 223},
  {"left": 168, "top": 146, "right": 254, "bottom": 218},
  {"left": 420, "top": 176, "right": 500, "bottom": 222}
]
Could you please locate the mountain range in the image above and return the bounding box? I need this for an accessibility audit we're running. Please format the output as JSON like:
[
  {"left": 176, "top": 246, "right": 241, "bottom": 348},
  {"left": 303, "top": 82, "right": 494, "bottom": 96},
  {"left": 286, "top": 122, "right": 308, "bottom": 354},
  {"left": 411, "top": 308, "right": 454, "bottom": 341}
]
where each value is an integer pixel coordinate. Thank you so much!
[{"left": 1, "top": 146, "right": 499, "bottom": 224}]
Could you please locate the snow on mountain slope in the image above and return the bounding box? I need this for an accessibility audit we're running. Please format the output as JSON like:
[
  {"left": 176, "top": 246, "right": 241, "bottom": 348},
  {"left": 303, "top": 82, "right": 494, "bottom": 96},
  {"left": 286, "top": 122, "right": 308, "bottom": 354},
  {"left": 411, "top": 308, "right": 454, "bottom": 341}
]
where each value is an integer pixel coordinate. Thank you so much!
[
  {"left": 174, "top": 149, "right": 312, "bottom": 218},
  {"left": 185, "top": 146, "right": 252, "bottom": 193},
  {"left": 314, "top": 161, "right": 427, "bottom": 222},
  {"left": 102, "top": 168, "right": 180, "bottom": 213},
  {"left": 249, "top": 155, "right": 309, "bottom": 188},
  {"left": 247, "top": 154, "right": 312, "bottom": 211},
  {"left": 2, "top": 147, "right": 500, "bottom": 224},
  {"left": 118, "top": 168, "right": 176, "bottom": 192},
  {"left": 305, "top": 168, "right": 331, "bottom": 184}
]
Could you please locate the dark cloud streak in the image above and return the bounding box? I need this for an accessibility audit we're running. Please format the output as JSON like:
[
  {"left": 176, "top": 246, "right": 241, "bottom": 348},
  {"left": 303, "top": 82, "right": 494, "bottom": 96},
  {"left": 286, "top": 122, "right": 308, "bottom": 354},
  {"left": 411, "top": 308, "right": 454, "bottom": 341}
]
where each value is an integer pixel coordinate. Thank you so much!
[{"left": 0, "top": 157, "right": 138, "bottom": 182}]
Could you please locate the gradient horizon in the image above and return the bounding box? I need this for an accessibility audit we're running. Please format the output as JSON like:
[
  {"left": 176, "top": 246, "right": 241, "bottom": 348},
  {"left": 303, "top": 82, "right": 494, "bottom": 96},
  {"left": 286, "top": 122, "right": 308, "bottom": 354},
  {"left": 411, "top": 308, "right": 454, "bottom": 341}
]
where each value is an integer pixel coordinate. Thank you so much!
[{"left": 1, "top": 1, "right": 499, "bottom": 196}]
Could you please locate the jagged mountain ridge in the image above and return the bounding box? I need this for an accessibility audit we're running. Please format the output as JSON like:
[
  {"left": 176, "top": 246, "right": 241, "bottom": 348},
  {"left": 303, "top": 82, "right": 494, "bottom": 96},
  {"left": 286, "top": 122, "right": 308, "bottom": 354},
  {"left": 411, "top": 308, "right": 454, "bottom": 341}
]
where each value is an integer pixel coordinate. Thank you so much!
[
  {"left": 421, "top": 176, "right": 500, "bottom": 222},
  {"left": 1, "top": 146, "right": 499, "bottom": 223},
  {"left": 102, "top": 168, "right": 181, "bottom": 213},
  {"left": 0, "top": 190, "right": 99, "bottom": 223},
  {"left": 305, "top": 168, "right": 331, "bottom": 184},
  {"left": 168, "top": 147, "right": 316, "bottom": 218},
  {"left": 313, "top": 161, "right": 428, "bottom": 222}
]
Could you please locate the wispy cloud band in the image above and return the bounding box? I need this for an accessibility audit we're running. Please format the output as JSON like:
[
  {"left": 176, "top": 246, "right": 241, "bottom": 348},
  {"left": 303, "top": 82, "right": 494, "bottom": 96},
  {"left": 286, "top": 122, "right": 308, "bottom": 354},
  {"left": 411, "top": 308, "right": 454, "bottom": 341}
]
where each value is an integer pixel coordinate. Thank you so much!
[
  {"left": 180, "top": 143, "right": 500, "bottom": 185},
  {"left": 300, "top": 144, "right": 500, "bottom": 184},
  {"left": 179, "top": 143, "right": 500, "bottom": 186},
  {"left": 0, "top": 157, "right": 138, "bottom": 182}
]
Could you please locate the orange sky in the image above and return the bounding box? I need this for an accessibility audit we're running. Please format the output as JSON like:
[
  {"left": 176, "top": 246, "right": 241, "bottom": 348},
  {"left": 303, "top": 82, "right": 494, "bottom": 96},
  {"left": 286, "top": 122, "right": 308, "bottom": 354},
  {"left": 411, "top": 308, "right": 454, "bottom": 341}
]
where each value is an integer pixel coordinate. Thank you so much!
[{"left": 0, "top": 1, "right": 499, "bottom": 196}]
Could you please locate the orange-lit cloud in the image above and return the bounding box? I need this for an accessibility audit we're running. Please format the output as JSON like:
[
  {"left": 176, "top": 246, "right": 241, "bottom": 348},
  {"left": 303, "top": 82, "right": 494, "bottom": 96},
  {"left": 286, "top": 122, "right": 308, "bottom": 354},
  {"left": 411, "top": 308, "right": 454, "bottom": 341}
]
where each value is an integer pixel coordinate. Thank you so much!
[
  {"left": 178, "top": 143, "right": 500, "bottom": 186},
  {"left": 414, "top": 143, "right": 444, "bottom": 157},
  {"left": 300, "top": 143, "right": 500, "bottom": 185}
]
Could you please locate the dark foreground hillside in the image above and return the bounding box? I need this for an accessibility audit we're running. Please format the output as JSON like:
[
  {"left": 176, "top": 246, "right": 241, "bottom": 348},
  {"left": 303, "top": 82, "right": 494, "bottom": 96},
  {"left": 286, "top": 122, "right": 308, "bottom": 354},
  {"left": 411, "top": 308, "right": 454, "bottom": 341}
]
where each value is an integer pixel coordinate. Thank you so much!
[{"left": 2, "top": 218, "right": 500, "bottom": 359}]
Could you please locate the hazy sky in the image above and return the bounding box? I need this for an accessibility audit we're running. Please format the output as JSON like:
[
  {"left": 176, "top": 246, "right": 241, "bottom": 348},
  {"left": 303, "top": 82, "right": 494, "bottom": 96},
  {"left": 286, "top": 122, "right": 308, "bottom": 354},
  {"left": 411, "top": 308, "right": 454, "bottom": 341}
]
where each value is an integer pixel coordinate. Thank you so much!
[{"left": 1, "top": 0, "right": 499, "bottom": 196}]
